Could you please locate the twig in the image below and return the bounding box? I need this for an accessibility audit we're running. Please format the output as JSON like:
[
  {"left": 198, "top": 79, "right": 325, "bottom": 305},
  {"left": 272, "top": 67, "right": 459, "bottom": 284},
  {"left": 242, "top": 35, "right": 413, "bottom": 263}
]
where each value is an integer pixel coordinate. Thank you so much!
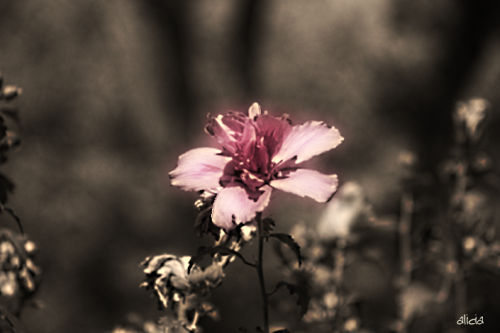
[
  {"left": 333, "top": 238, "right": 346, "bottom": 330},
  {"left": 397, "top": 192, "right": 414, "bottom": 333},
  {"left": 399, "top": 193, "right": 413, "bottom": 286},
  {"left": 0, "top": 204, "right": 23, "bottom": 234}
]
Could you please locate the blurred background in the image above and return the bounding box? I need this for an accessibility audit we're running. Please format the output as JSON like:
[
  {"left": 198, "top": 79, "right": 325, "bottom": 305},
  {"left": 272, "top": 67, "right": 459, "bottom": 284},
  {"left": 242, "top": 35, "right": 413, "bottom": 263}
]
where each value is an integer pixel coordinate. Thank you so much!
[{"left": 1, "top": 0, "right": 500, "bottom": 332}]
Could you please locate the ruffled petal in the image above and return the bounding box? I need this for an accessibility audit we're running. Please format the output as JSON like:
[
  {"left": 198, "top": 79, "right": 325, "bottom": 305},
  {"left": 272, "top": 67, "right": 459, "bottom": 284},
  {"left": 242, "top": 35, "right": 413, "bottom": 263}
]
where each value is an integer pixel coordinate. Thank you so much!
[
  {"left": 205, "top": 112, "right": 248, "bottom": 154},
  {"left": 211, "top": 185, "right": 272, "bottom": 230},
  {"left": 270, "top": 169, "right": 338, "bottom": 202},
  {"left": 255, "top": 114, "right": 292, "bottom": 158},
  {"left": 169, "top": 147, "right": 231, "bottom": 192},
  {"left": 271, "top": 121, "right": 343, "bottom": 164},
  {"left": 248, "top": 102, "right": 261, "bottom": 119}
]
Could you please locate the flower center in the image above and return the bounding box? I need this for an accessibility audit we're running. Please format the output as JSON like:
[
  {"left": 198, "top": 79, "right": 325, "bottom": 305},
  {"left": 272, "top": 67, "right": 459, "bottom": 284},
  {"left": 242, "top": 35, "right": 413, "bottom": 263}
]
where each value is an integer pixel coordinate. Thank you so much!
[
  {"left": 220, "top": 146, "right": 296, "bottom": 201},
  {"left": 220, "top": 155, "right": 272, "bottom": 200},
  {"left": 208, "top": 111, "right": 297, "bottom": 200}
]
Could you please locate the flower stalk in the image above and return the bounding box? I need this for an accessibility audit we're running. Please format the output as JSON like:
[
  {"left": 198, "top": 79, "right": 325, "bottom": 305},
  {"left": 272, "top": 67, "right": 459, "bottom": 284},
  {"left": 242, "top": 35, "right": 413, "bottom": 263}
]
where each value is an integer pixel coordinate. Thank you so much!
[{"left": 256, "top": 213, "right": 269, "bottom": 333}]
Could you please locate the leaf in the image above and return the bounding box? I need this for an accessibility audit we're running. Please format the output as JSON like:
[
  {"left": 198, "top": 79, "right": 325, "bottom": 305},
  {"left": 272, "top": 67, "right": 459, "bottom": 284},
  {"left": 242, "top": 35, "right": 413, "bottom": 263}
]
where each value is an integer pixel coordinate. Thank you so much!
[
  {"left": 0, "top": 173, "right": 14, "bottom": 204},
  {"left": 270, "top": 281, "right": 310, "bottom": 317},
  {"left": 0, "top": 304, "right": 27, "bottom": 332},
  {"left": 272, "top": 239, "right": 291, "bottom": 266},
  {"left": 193, "top": 195, "right": 220, "bottom": 240},
  {"left": 194, "top": 206, "right": 220, "bottom": 240},
  {"left": 211, "top": 245, "right": 256, "bottom": 267},
  {"left": 261, "top": 217, "right": 275, "bottom": 235},
  {"left": 269, "top": 233, "right": 302, "bottom": 266},
  {"left": 188, "top": 246, "right": 211, "bottom": 273},
  {"left": 0, "top": 121, "right": 5, "bottom": 141},
  {"left": 0, "top": 108, "right": 20, "bottom": 123},
  {"left": 188, "top": 245, "right": 255, "bottom": 273}
]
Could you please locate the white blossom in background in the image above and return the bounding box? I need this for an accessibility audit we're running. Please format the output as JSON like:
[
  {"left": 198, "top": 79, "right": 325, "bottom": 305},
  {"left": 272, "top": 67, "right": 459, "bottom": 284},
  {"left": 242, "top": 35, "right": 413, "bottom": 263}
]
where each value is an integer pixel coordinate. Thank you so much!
[
  {"left": 316, "top": 182, "right": 367, "bottom": 239},
  {"left": 454, "top": 98, "right": 488, "bottom": 142}
]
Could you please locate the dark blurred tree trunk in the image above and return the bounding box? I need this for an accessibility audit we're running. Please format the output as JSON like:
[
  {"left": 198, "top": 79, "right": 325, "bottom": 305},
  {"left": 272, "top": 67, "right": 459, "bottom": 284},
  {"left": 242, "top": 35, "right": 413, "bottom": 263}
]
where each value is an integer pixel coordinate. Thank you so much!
[
  {"left": 383, "top": 0, "right": 500, "bottom": 173},
  {"left": 420, "top": 0, "right": 500, "bottom": 167},
  {"left": 142, "top": 0, "right": 194, "bottom": 139},
  {"left": 233, "top": 0, "right": 266, "bottom": 100}
]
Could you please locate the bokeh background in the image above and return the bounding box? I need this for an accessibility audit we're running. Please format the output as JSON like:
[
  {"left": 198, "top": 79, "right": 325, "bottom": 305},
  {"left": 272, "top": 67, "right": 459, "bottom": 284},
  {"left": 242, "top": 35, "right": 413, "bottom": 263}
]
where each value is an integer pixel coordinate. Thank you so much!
[{"left": 1, "top": 1, "right": 500, "bottom": 332}]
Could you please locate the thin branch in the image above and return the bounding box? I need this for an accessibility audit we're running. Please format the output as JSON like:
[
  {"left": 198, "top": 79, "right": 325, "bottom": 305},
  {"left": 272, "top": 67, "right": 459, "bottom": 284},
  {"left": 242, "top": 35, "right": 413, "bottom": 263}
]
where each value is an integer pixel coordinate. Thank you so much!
[
  {"left": 0, "top": 204, "right": 23, "bottom": 234},
  {"left": 399, "top": 193, "right": 413, "bottom": 286},
  {"left": 397, "top": 192, "right": 414, "bottom": 333}
]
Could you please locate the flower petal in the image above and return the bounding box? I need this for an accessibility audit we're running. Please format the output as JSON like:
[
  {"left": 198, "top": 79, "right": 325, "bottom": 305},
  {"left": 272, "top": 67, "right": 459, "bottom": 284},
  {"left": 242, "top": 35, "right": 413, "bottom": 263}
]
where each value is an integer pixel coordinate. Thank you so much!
[
  {"left": 270, "top": 169, "right": 338, "bottom": 202},
  {"left": 255, "top": 114, "right": 292, "bottom": 158},
  {"left": 205, "top": 112, "right": 248, "bottom": 154},
  {"left": 211, "top": 185, "right": 272, "bottom": 230},
  {"left": 248, "top": 102, "right": 261, "bottom": 119},
  {"left": 272, "top": 121, "right": 343, "bottom": 164},
  {"left": 169, "top": 147, "right": 231, "bottom": 192}
]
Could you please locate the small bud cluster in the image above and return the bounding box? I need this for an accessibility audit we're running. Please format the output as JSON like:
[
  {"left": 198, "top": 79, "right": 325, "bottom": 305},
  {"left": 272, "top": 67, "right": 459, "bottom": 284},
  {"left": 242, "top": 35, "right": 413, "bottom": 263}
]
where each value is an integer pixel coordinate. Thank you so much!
[
  {"left": 0, "top": 229, "right": 41, "bottom": 314},
  {"left": 0, "top": 75, "right": 41, "bottom": 331}
]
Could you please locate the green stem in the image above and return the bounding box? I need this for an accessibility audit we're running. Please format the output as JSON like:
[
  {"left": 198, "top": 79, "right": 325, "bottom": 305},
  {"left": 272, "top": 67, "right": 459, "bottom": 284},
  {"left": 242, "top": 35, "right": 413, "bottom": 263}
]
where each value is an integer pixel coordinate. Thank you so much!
[{"left": 256, "top": 213, "right": 269, "bottom": 333}]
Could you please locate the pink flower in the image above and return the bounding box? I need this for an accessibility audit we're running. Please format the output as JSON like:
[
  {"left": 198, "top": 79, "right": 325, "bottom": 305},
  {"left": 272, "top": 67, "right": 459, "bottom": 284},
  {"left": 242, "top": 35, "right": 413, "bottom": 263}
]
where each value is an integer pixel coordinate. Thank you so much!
[{"left": 170, "top": 103, "right": 343, "bottom": 230}]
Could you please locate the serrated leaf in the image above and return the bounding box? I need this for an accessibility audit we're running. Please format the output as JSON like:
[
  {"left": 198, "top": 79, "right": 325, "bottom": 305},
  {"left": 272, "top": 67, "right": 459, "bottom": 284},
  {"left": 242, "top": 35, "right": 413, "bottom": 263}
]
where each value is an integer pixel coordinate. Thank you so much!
[{"left": 269, "top": 233, "right": 302, "bottom": 266}]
